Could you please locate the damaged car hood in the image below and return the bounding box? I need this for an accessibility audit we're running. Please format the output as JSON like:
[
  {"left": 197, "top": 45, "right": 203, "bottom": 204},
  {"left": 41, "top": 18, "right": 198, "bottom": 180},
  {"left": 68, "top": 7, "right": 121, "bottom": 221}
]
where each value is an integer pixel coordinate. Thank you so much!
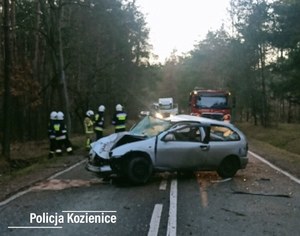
[
  {"left": 89, "top": 116, "right": 172, "bottom": 160},
  {"left": 90, "top": 132, "right": 127, "bottom": 159}
]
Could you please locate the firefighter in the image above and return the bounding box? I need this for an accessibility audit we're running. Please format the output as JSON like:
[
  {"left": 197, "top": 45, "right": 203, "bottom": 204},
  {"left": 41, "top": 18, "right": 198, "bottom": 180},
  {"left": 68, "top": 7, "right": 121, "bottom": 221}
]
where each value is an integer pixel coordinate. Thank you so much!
[
  {"left": 48, "top": 111, "right": 57, "bottom": 159},
  {"left": 55, "top": 111, "right": 73, "bottom": 155},
  {"left": 94, "top": 105, "right": 105, "bottom": 140},
  {"left": 84, "top": 110, "right": 95, "bottom": 150},
  {"left": 112, "top": 104, "right": 127, "bottom": 133}
]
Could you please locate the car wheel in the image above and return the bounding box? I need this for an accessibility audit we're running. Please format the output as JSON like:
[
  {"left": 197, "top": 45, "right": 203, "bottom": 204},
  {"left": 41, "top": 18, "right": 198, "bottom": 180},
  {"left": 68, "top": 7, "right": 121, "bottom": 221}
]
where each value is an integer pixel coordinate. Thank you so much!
[
  {"left": 127, "top": 156, "right": 153, "bottom": 185},
  {"left": 217, "top": 156, "right": 239, "bottom": 178}
]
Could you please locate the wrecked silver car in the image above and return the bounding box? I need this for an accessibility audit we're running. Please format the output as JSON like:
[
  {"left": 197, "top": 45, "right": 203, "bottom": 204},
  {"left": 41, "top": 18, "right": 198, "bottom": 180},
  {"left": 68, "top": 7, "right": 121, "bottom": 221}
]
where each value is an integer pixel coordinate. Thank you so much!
[{"left": 86, "top": 115, "right": 248, "bottom": 184}]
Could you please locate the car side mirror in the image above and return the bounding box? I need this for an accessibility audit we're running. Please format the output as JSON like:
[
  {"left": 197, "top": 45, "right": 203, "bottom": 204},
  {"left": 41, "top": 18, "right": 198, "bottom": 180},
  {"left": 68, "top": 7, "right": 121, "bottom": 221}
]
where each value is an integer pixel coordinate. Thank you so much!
[{"left": 163, "top": 133, "right": 176, "bottom": 142}]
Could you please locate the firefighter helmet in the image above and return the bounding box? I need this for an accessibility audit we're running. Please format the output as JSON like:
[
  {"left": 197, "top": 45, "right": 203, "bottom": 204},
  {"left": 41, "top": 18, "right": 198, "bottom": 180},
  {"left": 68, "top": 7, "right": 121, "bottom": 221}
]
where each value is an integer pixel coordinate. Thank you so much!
[
  {"left": 98, "top": 105, "right": 105, "bottom": 112},
  {"left": 86, "top": 110, "right": 94, "bottom": 117},
  {"left": 50, "top": 111, "right": 57, "bottom": 120},
  {"left": 57, "top": 111, "right": 64, "bottom": 120},
  {"left": 116, "top": 104, "right": 123, "bottom": 111}
]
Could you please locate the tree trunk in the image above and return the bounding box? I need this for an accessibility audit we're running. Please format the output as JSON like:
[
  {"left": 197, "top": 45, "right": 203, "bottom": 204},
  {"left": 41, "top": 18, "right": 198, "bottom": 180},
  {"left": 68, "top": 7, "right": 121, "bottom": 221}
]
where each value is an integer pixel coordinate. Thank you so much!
[
  {"left": 57, "top": 5, "right": 71, "bottom": 132},
  {"left": 287, "top": 99, "right": 292, "bottom": 123},
  {"left": 259, "top": 43, "right": 268, "bottom": 127},
  {"left": 33, "top": 1, "right": 41, "bottom": 83},
  {"left": 2, "top": 0, "right": 12, "bottom": 160}
]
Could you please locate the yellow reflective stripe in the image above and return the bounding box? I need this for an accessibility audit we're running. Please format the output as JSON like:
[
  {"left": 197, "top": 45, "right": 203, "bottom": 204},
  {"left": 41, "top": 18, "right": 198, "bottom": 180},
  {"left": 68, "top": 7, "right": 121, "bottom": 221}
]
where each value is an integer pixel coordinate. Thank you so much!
[
  {"left": 116, "top": 125, "right": 126, "bottom": 129},
  {"left": 54, "top": 124, "right": 60, "bottom": 131},
  {"left": 117, "top": 113, "right": 126, "bottom": 121},
  {"left": 95, "top": 127, "right": 103, "bottom": 131}
]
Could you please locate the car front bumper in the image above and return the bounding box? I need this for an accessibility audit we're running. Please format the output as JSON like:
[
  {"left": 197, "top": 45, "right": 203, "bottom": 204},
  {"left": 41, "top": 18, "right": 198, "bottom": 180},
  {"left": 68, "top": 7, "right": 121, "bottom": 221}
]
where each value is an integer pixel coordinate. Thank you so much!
[
  {"left": 85, "top": 162, "right": 112, "bottom": 173},
  {"left": 85, "top": 153, "right": 112, "bottom": 174}
]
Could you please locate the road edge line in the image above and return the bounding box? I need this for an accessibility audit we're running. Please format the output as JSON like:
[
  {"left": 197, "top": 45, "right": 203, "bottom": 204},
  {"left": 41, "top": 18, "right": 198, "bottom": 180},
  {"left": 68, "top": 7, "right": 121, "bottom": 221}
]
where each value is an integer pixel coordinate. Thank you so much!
[
  {"left": 47, "top": 159, "right": 86, "bottom": 180},
  {"left": 249, "top": 150, "right": 300, "bottom": 185}
]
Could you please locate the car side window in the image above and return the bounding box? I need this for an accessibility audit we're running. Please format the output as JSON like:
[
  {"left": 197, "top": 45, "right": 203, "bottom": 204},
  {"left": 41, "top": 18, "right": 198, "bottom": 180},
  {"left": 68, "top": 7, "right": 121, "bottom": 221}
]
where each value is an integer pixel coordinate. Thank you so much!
[
  {"left": 172, "top": 125, "right": 202, "bottom": 142},
  {"left": 210, "top": 125, "right": 240, "bottom": 141}
]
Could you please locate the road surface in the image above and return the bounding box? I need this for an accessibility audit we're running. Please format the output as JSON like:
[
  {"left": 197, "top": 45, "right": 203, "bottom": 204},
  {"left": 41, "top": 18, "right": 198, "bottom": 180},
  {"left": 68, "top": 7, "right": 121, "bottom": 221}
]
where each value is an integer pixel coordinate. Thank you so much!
[{"left": 0, "top": 151, "right": 299, "bottom": 236}]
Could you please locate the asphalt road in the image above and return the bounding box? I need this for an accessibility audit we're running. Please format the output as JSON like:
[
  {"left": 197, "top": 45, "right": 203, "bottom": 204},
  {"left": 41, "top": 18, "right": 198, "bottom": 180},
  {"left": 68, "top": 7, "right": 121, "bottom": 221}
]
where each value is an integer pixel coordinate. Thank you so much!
[{"left": 0, "top": 152, "right": 299, "bottom": 236}]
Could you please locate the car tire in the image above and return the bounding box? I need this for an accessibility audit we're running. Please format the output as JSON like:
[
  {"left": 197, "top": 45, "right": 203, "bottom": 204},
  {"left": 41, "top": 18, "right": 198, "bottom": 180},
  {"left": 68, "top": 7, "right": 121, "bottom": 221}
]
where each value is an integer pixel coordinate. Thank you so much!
[
  {"left": 127, "top": 156, "right": 153, "bottom": 185},
  {"left": 217, "top": 156, "right": 239, "bottom": 178}
]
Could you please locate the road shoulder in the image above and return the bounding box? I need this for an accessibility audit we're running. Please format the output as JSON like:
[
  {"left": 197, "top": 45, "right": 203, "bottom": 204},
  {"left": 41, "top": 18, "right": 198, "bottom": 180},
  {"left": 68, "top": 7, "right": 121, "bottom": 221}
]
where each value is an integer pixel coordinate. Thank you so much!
[{"left": 0, "top": 152, "right": 86, "bottom": 202}]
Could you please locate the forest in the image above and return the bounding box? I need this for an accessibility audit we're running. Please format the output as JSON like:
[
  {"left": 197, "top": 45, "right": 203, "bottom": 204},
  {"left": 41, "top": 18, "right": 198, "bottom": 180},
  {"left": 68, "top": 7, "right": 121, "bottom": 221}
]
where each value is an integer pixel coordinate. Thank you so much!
[{"left": 1, "top": 0, "right": 300, "bottom": 160}]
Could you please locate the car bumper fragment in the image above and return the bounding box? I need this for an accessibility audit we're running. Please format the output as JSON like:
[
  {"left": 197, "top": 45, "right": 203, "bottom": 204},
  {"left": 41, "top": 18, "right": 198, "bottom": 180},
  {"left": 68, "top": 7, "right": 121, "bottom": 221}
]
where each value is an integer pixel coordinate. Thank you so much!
[{"left": 100, "top": 165, "right": 112, "bottom": 172}]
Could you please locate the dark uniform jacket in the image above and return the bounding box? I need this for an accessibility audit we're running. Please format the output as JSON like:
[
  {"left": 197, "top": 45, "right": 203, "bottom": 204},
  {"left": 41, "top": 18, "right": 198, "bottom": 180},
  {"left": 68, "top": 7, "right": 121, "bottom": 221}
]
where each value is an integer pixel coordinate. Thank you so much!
[{"left": 112, "top": 111, "right": 127, "bottom": 132}]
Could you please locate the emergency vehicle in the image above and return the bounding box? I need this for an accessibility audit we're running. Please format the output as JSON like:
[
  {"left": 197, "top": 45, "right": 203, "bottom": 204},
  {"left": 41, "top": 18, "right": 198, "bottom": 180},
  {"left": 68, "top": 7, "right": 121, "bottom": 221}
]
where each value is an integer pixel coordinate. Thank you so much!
[{"left": 189, "top": 88, "right": 232, "bottom": 122}]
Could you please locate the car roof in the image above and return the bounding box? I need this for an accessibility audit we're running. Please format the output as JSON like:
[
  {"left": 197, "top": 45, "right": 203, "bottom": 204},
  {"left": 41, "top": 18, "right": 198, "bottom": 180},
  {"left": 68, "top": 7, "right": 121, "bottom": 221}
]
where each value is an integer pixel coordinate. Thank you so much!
[{"left": 167, "top": 114, "right": 228, "bottom": 126}]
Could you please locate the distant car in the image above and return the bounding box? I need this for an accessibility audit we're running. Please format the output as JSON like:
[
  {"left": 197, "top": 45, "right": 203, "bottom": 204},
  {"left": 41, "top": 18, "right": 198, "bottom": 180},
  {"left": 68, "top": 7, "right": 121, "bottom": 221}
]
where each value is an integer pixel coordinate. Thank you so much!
[
  {"left": 86, "top": 115, "right": 248, "bottom": 184},
  {"left": 139, "top": 110, "right": 150, "bottom": 118}
]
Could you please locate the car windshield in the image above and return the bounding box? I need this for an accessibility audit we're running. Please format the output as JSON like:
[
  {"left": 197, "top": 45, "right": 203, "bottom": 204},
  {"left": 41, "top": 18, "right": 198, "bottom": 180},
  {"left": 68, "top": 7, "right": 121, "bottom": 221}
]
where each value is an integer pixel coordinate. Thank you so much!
[
  {"left": 130, "top": 116, "right": 172, "bottom": 137},
  {"left": 197, "top": 95, "right": 228, "bottom": 108},
  {"left": 159, "top": 104, "right": 172, "bottom": 110}
]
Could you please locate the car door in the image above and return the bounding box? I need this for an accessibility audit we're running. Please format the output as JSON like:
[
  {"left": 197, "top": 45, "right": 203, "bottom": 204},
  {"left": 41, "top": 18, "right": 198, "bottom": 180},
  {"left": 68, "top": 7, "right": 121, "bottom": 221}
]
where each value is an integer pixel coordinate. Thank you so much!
[
  {"left": 155, "top": 124, "right": 210, "bottom": 169},
  {"left": 204, "top": 124, "right": 244, "bottom": 168}
]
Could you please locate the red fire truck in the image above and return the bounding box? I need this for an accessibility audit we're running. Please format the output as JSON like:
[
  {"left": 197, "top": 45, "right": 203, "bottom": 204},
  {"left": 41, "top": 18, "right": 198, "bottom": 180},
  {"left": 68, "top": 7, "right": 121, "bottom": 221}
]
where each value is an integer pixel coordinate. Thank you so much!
[{"left": 189, "top": 88, "right": 232, "bottom": 122}]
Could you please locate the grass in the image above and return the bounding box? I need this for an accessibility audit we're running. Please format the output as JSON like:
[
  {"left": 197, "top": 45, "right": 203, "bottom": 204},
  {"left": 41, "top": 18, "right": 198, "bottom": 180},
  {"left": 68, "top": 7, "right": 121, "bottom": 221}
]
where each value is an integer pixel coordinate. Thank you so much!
[
  {"left": 0, "top": 135, "right": 86, "bottom": 176},
  {"left": 237, "top": 122, "right": 300, "bottom": 155},
  {"left": 237, "top": 122, "right": 300, "bottom": 178}
]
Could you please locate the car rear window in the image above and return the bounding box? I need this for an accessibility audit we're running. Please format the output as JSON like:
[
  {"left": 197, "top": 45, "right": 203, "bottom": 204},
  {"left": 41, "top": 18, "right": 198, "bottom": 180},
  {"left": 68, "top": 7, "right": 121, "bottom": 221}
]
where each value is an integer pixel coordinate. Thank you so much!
[{"left": 210, "top": 125, "right": 240, "bottom": 141}]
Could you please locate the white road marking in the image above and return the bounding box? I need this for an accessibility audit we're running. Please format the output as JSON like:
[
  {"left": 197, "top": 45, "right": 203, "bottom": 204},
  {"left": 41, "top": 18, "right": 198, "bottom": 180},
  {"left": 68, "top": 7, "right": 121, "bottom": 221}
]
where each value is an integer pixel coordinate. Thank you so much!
[
  {"left": 147, "top": 204, "right": 163, "bottom": 236},
  {"left": 159, "top": 180, "right": 167, "bottom": 190},
  {"left": 197, "top": 177, "right": 208, "bottom": 208},
  {"left": 249, "top": 150, "right": 300, "bottom": 185},
  {"left": 48, "top": 159, "right": 86, "bottom": 180},
  {"left": 0, "top": 188, "right": 31, "bottom": 207},
  {"left": 167, "top": 179, "right": 177, "bottom": 236},
  {"left": 0, "top": 159, "right": 87, "bottom": 206}
]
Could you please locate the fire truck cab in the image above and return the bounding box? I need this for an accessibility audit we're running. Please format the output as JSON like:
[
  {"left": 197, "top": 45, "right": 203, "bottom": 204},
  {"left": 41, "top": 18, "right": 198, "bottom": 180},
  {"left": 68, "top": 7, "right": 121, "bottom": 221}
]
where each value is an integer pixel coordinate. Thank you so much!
[{"left": 189, "top": 88, "right": 231, "bottom": 122}]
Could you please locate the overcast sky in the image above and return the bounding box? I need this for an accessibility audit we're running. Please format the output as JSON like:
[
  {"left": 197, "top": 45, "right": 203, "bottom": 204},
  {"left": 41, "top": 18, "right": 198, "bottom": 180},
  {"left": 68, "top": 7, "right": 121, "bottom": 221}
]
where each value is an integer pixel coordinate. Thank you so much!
[{"left": 136, "top": 0, "right": 231, "bottom": 62}]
